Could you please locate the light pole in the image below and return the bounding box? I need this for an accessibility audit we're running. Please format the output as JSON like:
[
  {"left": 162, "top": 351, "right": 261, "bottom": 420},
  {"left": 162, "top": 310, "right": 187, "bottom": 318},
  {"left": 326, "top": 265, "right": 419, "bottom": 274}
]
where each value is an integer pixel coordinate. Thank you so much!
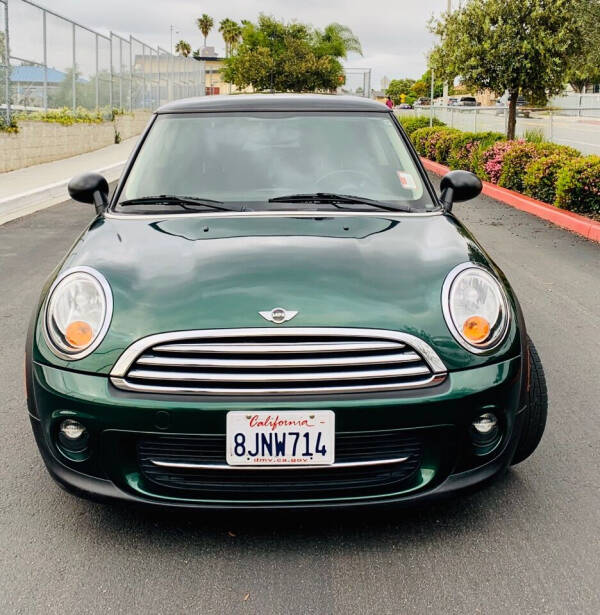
[
  {"left": 442, "top": 0, "right": 452, "bottom": 104},
  {"left": 430, "top": 68, "right": 435, "bottom": 127},
  {"left": 169, "top": 25, "right": 179, "bottom": 54}
]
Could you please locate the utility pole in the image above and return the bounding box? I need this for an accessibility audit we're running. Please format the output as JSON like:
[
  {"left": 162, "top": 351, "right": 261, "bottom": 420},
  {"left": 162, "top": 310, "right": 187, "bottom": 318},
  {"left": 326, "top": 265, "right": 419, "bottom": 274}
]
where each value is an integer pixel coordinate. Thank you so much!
[
  {"left": 442, "top": 0, "right": 451, "bottom": 105},
  {"left": 430, "top": 69, "right": 435, "bottom": 127},
  {"left": 169, "top": 25, "right": 179, "bottom": 54}
]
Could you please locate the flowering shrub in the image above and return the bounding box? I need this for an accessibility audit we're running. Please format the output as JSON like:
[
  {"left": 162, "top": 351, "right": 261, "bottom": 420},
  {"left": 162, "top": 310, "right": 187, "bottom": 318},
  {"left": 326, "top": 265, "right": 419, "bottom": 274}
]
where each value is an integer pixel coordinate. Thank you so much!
[
  {"left": 499, "top": 142, "right": 580, "bottom": 193},
  {"left": 497, "top": 142, "right": 541, "bottom": 192},
  {"left": 555, "top": 156, "right": 600, "bottom": 216},
  {"left": 432, "top": 128, "right": 462, "bottom": 164},
  {"left": 481, "top": 140, "right": 523, "bottom": 184},
  {"left": 412, "top": 124, "right": 598, "bottom": 221},
  {"left": 398, "top": 116, "right": 445, "bottom": 136},
  {"left": 411, "top": 127, "right": 450, "bottom": 157},
  {"left": 523, "top": 153, "right": 574, "bottom": 204},
  {"left": 447, "top": 131, "right": 505, "bottom": 173},
  {"left": 422, "top": 127, "right": 458, "bottom": 160},
  {"left": 409, "top": 127, "right": 503, "bottom": 170}
]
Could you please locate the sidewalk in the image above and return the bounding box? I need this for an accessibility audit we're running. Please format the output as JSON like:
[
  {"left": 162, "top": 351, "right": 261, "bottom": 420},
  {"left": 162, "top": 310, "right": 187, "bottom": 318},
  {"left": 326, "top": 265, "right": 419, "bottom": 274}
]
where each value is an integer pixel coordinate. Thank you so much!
[{"left": 0, "top": 136, "right": 139, "bottom": 226}]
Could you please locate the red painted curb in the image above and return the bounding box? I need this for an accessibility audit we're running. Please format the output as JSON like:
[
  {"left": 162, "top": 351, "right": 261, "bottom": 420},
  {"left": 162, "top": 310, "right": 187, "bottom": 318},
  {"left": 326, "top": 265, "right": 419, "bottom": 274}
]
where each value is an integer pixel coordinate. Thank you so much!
[{"left": 421, "top": 157, "right": 600, "bottom": 244}]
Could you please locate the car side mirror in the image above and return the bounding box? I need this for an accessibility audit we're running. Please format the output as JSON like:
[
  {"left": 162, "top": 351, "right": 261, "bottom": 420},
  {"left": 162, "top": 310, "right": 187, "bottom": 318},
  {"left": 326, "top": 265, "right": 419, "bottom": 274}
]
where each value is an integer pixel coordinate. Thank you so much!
[
  {"left": 68, "top": 172, "right": 109, "bottom": 215},
  {"left": 439, "top": 170, "right": 483, "bottom": 212}
]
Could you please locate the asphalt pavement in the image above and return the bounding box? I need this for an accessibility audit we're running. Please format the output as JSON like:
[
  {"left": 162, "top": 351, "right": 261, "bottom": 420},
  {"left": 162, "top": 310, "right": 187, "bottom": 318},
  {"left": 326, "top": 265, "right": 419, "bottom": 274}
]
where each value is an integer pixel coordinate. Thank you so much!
[{"left": 0, "top": 183, "right": 599, "bottom": 614}]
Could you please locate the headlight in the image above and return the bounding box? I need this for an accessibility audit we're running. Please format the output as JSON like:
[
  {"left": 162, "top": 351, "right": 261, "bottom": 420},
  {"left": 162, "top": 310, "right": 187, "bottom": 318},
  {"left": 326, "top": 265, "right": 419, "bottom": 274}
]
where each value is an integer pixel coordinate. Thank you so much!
[
  {"left": 442, "top": 263, "right": 509, "bottom": 353},
  {"left": 43, "top": 266, "right": 113, "bottom": 360}
]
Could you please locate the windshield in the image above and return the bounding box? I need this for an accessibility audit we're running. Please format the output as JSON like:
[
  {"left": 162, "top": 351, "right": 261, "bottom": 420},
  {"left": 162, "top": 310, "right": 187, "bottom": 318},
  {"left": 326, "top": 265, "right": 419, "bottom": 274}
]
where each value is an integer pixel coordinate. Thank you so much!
[{"left": 115, "top": 111, "right": 435, "bottom": 213}]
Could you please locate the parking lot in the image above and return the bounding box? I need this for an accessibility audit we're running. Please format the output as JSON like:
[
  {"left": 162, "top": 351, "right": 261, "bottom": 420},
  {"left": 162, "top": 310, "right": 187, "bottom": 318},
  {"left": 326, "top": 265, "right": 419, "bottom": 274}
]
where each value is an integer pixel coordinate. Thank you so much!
[{"left": 1, "top": 182, "right": 599, "bottom": 614}]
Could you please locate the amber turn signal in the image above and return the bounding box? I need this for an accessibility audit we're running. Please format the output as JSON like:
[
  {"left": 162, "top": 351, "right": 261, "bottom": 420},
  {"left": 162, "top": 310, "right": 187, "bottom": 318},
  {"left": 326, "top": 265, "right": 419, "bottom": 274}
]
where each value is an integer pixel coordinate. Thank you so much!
[
  {"left": 65, "top": 321, "right": 93, "bottom": 348},
  {"left": 462, "top": 316, "right": 490, "bottom": 343}
]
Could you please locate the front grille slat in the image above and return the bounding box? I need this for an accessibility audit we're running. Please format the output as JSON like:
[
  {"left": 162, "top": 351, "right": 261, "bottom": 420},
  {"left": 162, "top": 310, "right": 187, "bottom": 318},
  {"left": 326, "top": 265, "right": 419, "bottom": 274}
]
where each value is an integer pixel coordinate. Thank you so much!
[
  {"left": 128, "top": 364, "right": 431, "bottom": 383},
  {"left": 154, "top": 340, "right": 404, "bottom": 354},
  {"left": 136, "top": 351, "right": 421, "bottom": 369},
  {"left": 112, "top": 328, "right": 446, "bottom": 396},
  {"left": 136, "top": 431, "right": 424, "bottom": 499},
  {"left": 113, "top": 379, "right": 443, "bottom": 396}
]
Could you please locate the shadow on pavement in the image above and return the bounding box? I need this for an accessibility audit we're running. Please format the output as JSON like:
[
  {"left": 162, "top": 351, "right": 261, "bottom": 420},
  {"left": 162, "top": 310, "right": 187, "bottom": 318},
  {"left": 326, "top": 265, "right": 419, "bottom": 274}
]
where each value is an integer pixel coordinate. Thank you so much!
[{"left": 53, "top": 467, "right": 536, "bottom": 549}]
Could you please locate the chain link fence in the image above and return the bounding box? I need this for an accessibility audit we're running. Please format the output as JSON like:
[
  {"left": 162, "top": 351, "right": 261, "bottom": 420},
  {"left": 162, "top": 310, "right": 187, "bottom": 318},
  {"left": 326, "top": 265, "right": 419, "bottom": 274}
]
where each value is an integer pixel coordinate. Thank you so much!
[
  {"left": 341, "top": 68, "right": 372, "bottom": 98},
  {"left": 398, "top": 105, "right": 600, "bottom": 156},
  {"left": 1, "top": 0, "right": 205, "bottom": 123}
]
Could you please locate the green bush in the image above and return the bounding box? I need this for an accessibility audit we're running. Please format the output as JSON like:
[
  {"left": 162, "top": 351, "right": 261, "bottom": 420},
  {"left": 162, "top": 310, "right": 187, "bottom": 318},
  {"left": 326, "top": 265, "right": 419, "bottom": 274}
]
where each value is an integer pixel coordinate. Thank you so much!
[
  {"left": 447, "top": 131, "right": 505, "bottom": 173},
  {"left": 481, "top": 140, "right": 531, "bottom": 183},
  {"left": 398, "top": 115, "right": 445, "bottom": 136},
  {"left": 407, "top": 121, "right": 597, "bottom": 220},
  {"left": 0, "top": 115, "right": 19, "bottom": 133},
  {"left": 555, "top": 156, "right": 600, "bottom": 216},
  {"left": 498, "top": 142, "right": 580, "bottom": 193},
  {"left": 432, "top": 128, "right": 462, "bottom": 164},
  {"left": 410, "top": 126, "right": 449, "bottom": 157},
  {"left": 524, "top": 128, "right": 545, "bottom": 144},
  {"left": 523, "top": 153, "right": 573, "bottom": 204},
  {"left": 15, "top": 106, "right": 105, "bottom": 126}
]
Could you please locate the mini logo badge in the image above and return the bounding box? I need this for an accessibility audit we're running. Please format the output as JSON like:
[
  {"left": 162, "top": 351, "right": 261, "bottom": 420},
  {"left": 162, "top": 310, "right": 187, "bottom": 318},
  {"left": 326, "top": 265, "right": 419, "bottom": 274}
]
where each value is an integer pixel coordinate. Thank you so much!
[{"left": 259, "top": 307, "right": 298, "bottom": 324}]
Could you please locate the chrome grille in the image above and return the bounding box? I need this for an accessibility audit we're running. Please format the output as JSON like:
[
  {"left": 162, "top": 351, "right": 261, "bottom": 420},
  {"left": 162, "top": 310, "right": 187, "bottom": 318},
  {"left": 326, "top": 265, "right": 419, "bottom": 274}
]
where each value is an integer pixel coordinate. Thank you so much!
[{"left": 110, "top": 328, "right": 447, "bottom": 395}]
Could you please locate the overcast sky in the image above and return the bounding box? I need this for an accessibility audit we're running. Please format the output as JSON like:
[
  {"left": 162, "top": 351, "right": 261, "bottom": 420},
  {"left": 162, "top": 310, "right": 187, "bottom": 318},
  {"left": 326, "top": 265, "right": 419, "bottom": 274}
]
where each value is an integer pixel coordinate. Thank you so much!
[{"left": 17, "top": 0, "right": 449, "bottom": 88}]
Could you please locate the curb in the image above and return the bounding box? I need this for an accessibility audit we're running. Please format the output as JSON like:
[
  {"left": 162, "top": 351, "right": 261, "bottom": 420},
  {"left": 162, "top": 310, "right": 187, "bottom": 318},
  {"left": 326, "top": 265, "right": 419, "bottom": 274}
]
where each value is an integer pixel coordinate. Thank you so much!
[
  {"left": 421, "top": 157, "right": 600, "bottom": 244},
  {"left": 0, "top": 160, "right": 125, "bottom": 227}
]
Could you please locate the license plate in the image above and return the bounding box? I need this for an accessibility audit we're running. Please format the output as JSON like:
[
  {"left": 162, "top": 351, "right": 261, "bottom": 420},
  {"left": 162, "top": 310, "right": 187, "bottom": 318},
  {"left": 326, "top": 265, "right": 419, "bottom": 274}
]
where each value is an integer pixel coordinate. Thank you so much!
[{"left": 226, "top": 411, "right": 335, "bottom": 466}]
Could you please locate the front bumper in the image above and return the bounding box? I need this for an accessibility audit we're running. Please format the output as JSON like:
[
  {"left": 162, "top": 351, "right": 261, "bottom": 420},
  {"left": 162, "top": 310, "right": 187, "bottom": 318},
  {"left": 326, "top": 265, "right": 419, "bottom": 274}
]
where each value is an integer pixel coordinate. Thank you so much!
[{"left": 29, "top": 356, "right": 525, "bottom": 509}]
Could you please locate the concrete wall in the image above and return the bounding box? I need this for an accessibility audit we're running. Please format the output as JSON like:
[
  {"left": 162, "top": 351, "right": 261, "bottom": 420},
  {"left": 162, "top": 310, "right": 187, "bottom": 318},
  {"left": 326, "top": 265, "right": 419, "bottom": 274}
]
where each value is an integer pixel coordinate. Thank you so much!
[
  {"left": 114, "top": 112, "right": 153, "bottom": 141},
  {"left": 0, "top": 112, "right": 151, "bottom": 173}
]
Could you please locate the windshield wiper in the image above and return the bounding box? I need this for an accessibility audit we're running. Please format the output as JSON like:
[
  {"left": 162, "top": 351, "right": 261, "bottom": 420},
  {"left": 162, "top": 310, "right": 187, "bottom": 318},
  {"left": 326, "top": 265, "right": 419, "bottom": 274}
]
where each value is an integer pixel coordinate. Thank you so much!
[
  {"left": 118, "top": 195, "right": 232, "bottom": 211},
  {"left": 268, "top": 192, "right": 412, "bottom": 212}
]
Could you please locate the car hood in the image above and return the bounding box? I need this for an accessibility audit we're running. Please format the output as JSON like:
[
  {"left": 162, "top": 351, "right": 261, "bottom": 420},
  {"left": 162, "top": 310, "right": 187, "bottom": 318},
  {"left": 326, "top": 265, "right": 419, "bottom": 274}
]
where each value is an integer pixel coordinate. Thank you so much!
[{"left": 35, "top": 212, "right": 520, "bottom": 373}]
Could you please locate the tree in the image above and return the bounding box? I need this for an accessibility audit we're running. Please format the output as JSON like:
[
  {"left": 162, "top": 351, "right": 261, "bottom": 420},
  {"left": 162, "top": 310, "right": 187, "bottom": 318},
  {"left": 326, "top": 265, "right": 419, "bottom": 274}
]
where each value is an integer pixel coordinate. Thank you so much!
[
  {"left": 219, "top": 18, "right": 242, "bottom": 57},
  {"left": 175, "top": 40, "right": 191, "bottom": 57},
  {"left": 420, "top": 69, "right": 445, "bottom": 99},
  {"left": 566, "top": 0, "right": 600, "bottom": 92},
  {"left": 197, "top": 14, "right": 214, "bottom": 51},
  {"left": 411, "top": 81, "right": 428, "bottom": 98},
  {"left": 313, "top": 23, "right": 362, "bottom": 59},
  {"left": 46, "top": 67, "right": 113, "bottom": 110},
  {"left": 386, "top": 78, "right": 416, "bottom": 104},
  {"left": 222, "top": 15, "right": 360, "bottom": 93},
  {"left": 429, "top": 0, "right": 582, "bottom": 139}
]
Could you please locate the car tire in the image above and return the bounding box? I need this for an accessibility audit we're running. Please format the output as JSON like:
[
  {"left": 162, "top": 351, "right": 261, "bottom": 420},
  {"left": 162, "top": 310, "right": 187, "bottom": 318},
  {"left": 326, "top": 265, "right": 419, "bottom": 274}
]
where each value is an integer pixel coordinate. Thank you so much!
[{"left": 511, "top": 337, "right": 548, "bottom": 465}]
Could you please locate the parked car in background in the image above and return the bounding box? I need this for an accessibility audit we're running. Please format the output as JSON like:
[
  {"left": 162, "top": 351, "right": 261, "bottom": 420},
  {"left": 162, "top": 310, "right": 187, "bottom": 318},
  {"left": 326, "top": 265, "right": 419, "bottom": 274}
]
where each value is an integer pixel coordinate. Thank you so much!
[
  {"left": 27, "top": 94, "right": 548, "bottom": 510},
  {"left": 455, "top": 96, "right": 477, "bottom": 107},
  {"left": 448, "top": 97, "right": 458, "bottom": 106},
  {"left": 495, "top": 97, "right": 531, "bottom": 118},
  {"left": 397, "top": 103, "right": 413, "bottom": 110},
  {"left": 413, "top": 97, "right": 431, "bottom": 107}
]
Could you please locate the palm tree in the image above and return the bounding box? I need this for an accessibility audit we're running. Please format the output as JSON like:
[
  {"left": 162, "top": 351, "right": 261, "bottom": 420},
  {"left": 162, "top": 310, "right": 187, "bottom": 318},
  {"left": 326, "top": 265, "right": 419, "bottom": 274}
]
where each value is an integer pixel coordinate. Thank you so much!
[
  {"left": 219, "top": 18, "right": 242, "bottom": 57},
  {"left": 315, "top": 23, "right": 362, "bottom": 59},
  {"left": 197, "top": 14, "right": 214, "bottom": 50},
  {"left": 175, "top": 40, "right": 192, "bottom": 57}
]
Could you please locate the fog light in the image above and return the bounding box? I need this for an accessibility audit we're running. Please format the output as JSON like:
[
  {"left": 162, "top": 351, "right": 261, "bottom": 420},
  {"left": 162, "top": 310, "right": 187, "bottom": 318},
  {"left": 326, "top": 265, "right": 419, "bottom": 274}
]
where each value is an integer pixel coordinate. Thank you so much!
[
  {"left": 60, "top": 419, "right": 86, "bottom": 439},
  {"left": 470, "top": 412, "right": 501, "bottom": 455},
  {"left": 472, "top": 413, "right": 498, "bottom": 434},
  {"left": 58, "top": 419, "right": 89, "bottom": 453}
]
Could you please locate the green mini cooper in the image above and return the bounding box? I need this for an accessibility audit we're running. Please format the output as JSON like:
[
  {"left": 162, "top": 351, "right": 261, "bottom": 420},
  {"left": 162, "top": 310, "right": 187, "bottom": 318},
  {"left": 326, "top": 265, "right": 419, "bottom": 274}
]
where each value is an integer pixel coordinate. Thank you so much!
[{"left": 26, "top": 94, "right": 547, "bottom": 509}]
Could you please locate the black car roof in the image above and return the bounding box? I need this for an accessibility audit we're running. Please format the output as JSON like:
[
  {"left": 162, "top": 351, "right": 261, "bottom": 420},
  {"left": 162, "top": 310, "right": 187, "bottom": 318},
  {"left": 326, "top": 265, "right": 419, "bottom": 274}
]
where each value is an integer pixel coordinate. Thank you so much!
[{"left": 156, "top": 93, "right": 390, "bottom": 114}]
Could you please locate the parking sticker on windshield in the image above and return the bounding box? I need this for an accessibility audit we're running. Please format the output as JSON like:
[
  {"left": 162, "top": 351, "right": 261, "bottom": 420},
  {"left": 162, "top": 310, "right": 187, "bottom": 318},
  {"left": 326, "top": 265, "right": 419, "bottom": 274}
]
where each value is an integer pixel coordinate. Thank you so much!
[{"left": 397, "top": 171, "right": 417, "bottom": 189}]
